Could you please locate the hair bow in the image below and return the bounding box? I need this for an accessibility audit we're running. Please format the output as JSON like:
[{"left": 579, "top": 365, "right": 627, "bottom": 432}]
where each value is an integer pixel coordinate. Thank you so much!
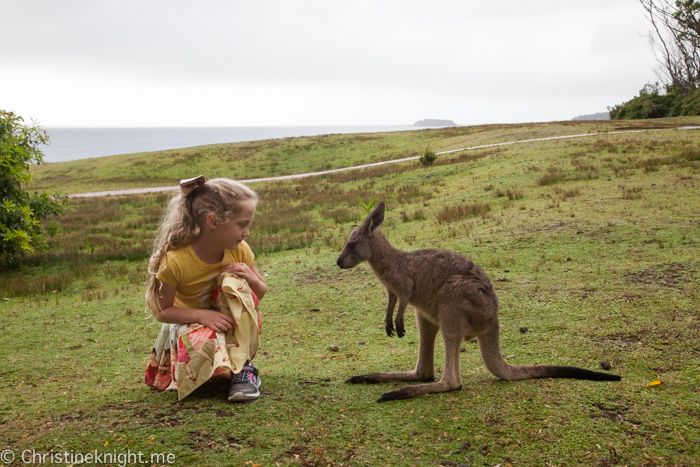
[{"left": 180, "top": 175, "right": 206, "bottom": 196}]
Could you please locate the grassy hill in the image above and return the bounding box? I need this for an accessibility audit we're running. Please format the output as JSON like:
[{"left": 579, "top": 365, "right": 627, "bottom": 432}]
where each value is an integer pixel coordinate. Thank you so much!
[
  {"left": 3, "top": 119, "right": 699, "bottom": 466},
  {"left": 29, "top": 118, "right": 693, "bottom": 194}
]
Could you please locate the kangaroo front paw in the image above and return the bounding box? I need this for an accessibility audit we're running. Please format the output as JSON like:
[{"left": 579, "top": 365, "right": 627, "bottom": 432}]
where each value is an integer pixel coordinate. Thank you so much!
[
  {"left": 395, "top": 322, "right": 405, "bottom": 338},
  {"left": 346, "top": 375, "right": 380, "bottom": 384},
  {"left": 385, "top": 324, "right": 395, "bottom": 337},
  {"left": 377, "top": 388, "right": 412, "bottom": 402}
]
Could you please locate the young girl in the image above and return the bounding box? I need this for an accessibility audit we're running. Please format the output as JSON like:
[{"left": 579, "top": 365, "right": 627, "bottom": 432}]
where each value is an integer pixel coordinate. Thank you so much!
[{"left": 144, "top": 176, "right": 267, "bottom": 401}]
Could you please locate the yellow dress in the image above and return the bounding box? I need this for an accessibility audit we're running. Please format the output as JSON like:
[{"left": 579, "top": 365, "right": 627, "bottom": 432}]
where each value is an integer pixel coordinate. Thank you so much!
[{"left": 144, "top": 242, "right": 262, "bottom": 400}]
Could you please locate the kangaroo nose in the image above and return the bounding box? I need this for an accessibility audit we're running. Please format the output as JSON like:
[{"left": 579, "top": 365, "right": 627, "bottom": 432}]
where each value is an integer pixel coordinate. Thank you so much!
[{"left": 336, "top": 257, "right": 344, "bottom": 268}]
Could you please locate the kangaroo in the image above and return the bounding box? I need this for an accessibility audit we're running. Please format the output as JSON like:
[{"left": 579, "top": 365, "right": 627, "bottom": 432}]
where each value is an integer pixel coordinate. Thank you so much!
[{"left": 336, "top": 201, "right": 621, "bottom": 402}]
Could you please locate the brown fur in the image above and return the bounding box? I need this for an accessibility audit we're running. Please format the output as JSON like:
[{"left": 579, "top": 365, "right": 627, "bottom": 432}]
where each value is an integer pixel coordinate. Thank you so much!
[{"left": 337, "top": 201, "right": 621, "bottom": 402}]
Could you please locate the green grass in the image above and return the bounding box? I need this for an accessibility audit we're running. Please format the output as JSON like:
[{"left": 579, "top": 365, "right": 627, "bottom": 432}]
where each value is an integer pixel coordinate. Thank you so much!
[
  {"left": 2, "top": 119, "right": 700, "bottom": 466},
  {"left": 28, "top": 118, "right": 696, "bottom": 195}
]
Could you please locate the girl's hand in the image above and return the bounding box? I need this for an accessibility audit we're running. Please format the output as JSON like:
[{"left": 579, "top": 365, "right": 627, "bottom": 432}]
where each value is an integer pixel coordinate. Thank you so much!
[
  {"left": 222, "top": 262, "right": 267, "bottom": 300},
  {"left": 197, "top": 309, "right": 235, "bottom": 334},
  {"left": 155, "top": 283, "right": 235, "bottom": 333},
  {"left": 222, "top": 262, "right": 254, "bottom": 281}
]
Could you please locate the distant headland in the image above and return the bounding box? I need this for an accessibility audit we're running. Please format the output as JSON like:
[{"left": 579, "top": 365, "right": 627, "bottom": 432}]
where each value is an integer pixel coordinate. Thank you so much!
[
  {"left": 571, "top": 112, "right": 610, "bottom": 121},
  {"left": 413, "top": 119, "right": 457, "bottom": 127}
]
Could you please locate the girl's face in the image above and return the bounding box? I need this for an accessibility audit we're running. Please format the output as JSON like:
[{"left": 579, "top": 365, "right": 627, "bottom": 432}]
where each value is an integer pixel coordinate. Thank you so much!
[{"left": 212, "top": 199, "right": 256, "bottom": 250}]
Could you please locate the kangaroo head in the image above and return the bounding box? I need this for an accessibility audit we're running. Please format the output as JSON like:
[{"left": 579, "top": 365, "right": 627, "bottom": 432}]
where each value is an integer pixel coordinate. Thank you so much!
[{"left": 336, "top": 201, "right": 385, "bottom": 269}]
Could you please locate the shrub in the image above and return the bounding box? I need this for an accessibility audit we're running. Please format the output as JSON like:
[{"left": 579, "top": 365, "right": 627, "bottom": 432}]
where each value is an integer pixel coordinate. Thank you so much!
[
  {"left": 419, "top": 149, "right": 437, "bottom": 166},
  {"left": 436, "top": 202, "right": 490, "bottom": 224},
  {"left": 1, "top": 110, "right": 68, "bottom": 268},
  {"left": 609, "top": 83, "right": 689, "bottom": 119},
  {"left": 536, "top": 171, "right": 567, "bottom": 186}
]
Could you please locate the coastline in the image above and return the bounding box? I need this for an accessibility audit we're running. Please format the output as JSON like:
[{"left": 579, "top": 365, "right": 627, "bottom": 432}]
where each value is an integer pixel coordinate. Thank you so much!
[{"left": 40, "top": 125, "right": 429, "bottom": 163}]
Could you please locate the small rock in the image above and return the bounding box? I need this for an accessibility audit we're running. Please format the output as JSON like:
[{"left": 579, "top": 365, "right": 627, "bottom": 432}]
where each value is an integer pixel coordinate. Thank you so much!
[
  {"left": 310, "top": 308, "right": 320, "bottom": 312},
  {"left": 358, "top": 341, "right": 366, "bottom": 345},
  {"left": 329, "top": 345, "right": 339, "bottom": 352},
  {"left": 566, "top": 257, "right": 572, "bottom": 261},
  {"left": 519, "top": 326, "right": 528, "bottom": 333},
  {"left": 600, "top": 360, "right": 612, "bottom": 370},
  {"left": 460, "top": 347, "right": 466, "bottom": 353},
  {"left": 504, "top": 269, "right": 510, "bottom": 273}
]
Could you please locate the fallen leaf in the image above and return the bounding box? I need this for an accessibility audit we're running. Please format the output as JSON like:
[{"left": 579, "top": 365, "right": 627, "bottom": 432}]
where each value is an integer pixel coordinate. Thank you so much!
[{"left": 647, "top": 380, "right": 662, "bottom": 387}]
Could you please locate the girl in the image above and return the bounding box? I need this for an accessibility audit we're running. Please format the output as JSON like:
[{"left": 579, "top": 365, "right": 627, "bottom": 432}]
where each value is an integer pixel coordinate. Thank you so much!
[{"left": 144, "top": 176, "right": 267, "bottom": 401}]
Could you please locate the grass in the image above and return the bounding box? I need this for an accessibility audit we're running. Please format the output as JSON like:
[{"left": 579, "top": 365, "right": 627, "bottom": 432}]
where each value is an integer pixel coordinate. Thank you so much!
[
  {"left": 27, "top": 118, "right": 696, "bottom": 195},
  {"left": 2, "top": 119, "right": 700, "bottom": 466}
]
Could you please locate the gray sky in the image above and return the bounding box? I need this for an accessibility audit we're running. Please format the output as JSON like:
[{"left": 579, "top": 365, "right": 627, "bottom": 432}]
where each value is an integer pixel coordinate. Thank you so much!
[{"left": 2, "top": 0, "right": 658, "bottom": 127}]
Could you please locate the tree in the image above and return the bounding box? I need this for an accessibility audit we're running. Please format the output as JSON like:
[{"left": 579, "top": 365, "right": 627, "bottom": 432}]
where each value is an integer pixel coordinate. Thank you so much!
[
  {"left": 640, "top": 0, "right": 700, "bottom": 94},
  {"left": 0, "top": 110, "right": 67, "bottom": 268}
]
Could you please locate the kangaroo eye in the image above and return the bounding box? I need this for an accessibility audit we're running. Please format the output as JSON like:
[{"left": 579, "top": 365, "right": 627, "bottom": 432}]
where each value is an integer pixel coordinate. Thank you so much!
[{"left": 348, "top": 242, "right": 356, "bottom": 249}]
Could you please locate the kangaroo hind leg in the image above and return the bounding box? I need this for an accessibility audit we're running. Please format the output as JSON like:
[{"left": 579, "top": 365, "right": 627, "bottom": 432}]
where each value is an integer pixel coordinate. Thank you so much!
[
  {"left": 346, "top": 312, "right": 438, "bottom": 385},
  {"left": 377, "top": 307, "right": 464, "bottom": 402}
]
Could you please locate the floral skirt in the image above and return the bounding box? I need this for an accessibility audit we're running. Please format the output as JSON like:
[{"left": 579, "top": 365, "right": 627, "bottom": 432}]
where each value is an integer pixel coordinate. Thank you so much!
[{"left": 144, "top": 273, "right": 261, "bottom": 400}]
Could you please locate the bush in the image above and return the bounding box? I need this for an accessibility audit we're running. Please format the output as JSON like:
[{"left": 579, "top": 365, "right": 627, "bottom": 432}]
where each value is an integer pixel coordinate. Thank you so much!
[
  {"left": 1, "top": 110, "right": 68, "bottom": 268},
  {"left": 419, "top": 149, "right": 437, "bottom": 166},
  {"left": 608, "top": 82, "right": 700, "bottom": 119},
  {"left": 436, "top": 202, "right": 490, "bottom": 224}
]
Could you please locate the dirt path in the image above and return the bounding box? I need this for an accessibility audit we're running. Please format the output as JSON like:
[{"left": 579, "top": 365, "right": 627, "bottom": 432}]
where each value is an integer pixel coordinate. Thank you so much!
[{"left": 69, "top": 126, "right": 697, "bottom": 198}]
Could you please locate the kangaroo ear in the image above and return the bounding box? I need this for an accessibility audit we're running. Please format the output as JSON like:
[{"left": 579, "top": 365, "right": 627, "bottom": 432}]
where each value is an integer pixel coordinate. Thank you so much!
[{"left": 362, "top": 200, "right": 385, "bottom": 232}]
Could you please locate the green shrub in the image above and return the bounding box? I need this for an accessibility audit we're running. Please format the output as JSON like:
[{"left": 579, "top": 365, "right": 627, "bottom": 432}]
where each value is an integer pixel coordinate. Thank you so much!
[
  {"left": 419, "top": 149, "right": 437, "bottom": 165},
  {"left": 609, "top": 83, "right": 692, "bottom": 119},
  {"left": 0, "top": 110, "right": 68, "bottom": 268}
]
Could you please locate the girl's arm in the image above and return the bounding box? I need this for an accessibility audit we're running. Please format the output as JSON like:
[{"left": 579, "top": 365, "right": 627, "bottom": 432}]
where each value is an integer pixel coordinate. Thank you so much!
[
  {"left": 221, "top": 262, "right": 267, "bottom": 300},
  {"left": 155, "top": 282, "right": 235, "bottom": 333}
]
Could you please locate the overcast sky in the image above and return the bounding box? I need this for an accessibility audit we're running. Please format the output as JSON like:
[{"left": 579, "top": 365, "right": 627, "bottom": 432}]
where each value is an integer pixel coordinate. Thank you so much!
[{"left": 2, "top": 0, "right": 659, "bottom": 127}]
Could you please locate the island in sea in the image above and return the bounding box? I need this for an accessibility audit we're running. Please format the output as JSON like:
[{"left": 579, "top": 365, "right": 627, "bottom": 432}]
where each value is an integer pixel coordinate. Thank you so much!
[
  {"left": 572, "top": 112, "right": 610, "bottom": 121},
  {"left": 413, "top": 119, "right": 457, "bottom": 127}
]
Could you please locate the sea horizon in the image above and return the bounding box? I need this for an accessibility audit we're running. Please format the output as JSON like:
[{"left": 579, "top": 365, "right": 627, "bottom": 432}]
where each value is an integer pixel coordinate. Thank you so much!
[{"left": 39, "top": 125, "right": 438, "bottom": 163}]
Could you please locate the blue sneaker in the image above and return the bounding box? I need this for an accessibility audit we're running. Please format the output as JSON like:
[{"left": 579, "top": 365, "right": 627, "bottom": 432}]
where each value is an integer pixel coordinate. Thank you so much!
[{"left": 228, "top": 362, "right": 261, "bottom": 402}]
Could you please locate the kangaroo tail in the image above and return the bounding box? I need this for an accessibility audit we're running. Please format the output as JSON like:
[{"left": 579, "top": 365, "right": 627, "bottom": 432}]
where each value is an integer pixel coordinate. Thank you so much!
[{"left": 477, "top": 326, "right": 621, "bottom": 382}]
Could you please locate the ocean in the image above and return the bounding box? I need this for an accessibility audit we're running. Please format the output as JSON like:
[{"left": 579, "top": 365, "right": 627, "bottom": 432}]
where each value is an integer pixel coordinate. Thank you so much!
[{"left": 40, "top": 125, "right": 424, "bottom": 163}]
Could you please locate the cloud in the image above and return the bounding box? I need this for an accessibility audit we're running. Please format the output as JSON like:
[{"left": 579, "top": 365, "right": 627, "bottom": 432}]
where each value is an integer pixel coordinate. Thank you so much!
[{"left": 0, "top": 0, "right": 658, "bottom": 126}]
